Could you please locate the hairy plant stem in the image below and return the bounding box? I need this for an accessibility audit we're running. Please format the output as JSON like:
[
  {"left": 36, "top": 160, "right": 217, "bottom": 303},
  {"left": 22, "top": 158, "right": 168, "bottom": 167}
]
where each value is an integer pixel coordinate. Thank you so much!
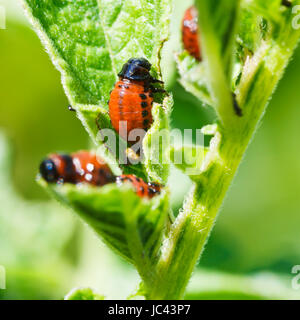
[
  {"left": 146, "top": 32, "right": 300, "bottom": 299},
  {"left": 148, "top": 133, "right": 244, "bottom": 300}
]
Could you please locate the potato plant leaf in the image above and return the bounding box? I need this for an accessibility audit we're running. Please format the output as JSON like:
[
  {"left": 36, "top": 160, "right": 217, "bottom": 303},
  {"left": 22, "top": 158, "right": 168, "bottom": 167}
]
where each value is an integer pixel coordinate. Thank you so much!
[
  {"left": 21, "top": 0, "right": 171, "bottom": 107},
  {"left": 22, "top": 0, "right": 173, "bottom": 182},
  {"left": 39, "top": 179, "right": 169, "bottom": 281},
  {"left": 175, "top": 51, "right": 212, "bottom": 106},
  {"left": 170, "top": 145, "right": 208, "bottom": 181},
  {"left": 143, "top": 96, "right": 172, "bottom": 184}
]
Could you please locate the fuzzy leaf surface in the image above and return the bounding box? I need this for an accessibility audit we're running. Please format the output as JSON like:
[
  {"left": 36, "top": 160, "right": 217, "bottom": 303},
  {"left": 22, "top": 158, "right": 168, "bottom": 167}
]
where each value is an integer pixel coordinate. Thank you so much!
[{"left": 40, "top": 179, "right": 169, "bottom": 282}]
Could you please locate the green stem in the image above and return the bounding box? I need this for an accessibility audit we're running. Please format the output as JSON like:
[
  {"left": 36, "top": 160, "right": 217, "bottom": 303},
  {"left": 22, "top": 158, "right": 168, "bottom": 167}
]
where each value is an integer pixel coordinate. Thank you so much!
[
  {"left": 196, "top": 8, "right": 233, "bottom": 128},
  {"left": 148, "top": 26, "right": 300, "bottom": 300},
  {"left": 196, "top": 0, "right": 240, "bottom": 128},
  {"left": 148, "top": 135, "right": 242, "bottom": 300}
]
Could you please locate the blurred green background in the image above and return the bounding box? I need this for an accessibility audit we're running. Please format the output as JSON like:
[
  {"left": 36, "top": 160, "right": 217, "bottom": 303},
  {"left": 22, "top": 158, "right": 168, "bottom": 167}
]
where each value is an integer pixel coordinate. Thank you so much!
[{"left": 0, "top": 0, "right": 300, "bottom": 299}]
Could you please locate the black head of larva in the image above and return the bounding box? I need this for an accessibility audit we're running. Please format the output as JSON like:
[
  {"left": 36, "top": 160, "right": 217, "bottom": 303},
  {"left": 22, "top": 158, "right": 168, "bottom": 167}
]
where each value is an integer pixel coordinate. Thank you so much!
[
  {"left": 281, "top": 0, "right": 292, "bottom": 7},
  {"left": 118, "top": 58, "right": 152, "bottom": 81},
  {"left": 39, "top": 158, "right": 59, "bottom": 183}
]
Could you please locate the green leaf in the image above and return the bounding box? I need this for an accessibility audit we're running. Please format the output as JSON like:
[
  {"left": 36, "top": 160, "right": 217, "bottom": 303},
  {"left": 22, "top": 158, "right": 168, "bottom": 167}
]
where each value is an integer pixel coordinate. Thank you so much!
[
  {"left": 22, "top": 0, "right": 173, "bottom": 182},
  {"left": 170, "top": 144, "right": 208, "bottom": 181},
  {"left": 175, "top": 51, "right": 213, "bottom": 106},
  {"left": 245, "top": 0, "right": 283, "bottom": 24},
  {"left": 197, "top": 0, "right": 241, "bottom": 80},
  {"left": 65, "top": 287, "right": 105, "bottom": 300},
  {"left": 237, "top": 5, "right": 262, "bottom": 55},
  {"left": 21, "top": 0, "right": 172, "bottom": 134},
  {"left": 194, "top": 0, "right": 241, "bottom": 126},
  {"left": 21, "top": 0, "right": 171, "bottom": 107},
  {"left": 143, "top": 95, "right": 172, "bottom": 184},
  {"left": 170, "top": 124, "right": 220, "bottom": 182},
  {"left": 39, "top": 179, "right": 170, "bottom": 284},
  {"left": 177, "top": 1, "right": 241, "bottom": 121},
  {"left": 234, "top": 0, "right": 296, "bottom": 88}
]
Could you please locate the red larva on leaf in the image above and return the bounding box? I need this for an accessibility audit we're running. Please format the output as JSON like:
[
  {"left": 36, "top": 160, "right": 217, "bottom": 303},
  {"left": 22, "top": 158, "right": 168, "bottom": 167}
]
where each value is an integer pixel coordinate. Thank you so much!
[
  {"left": 108, "top": 58, "right": 166, "bottom": 144},
  {"left": 40, "top": 152, "right": 162, "bottom": 199},
  {"left": 39, "top": 151, "right": 115, "bottom": 186},
  {"left": 116, "top": 174, "right": 162, "bottom": 199},
  {"left": 182, "top": 6, "right": 202, "bottom": 61}
]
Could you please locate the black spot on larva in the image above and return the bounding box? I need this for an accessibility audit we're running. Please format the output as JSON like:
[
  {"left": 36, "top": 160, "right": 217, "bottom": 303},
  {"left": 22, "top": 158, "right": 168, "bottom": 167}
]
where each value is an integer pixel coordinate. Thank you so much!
[
  {"left": 61, "top": 154, "right": 74, "bottom": 177},
  {"left": 148, "top": 187, "right": 157, "bottom": 196},
  {"left": 118, "top": 85, "right": 122, "bottom": 88},
  {"left": 149, "top": 182, "right": 160, "bottom": 188},
  {"left": 141, "top": 101, "right": 148, "bottom": 108},
  {"left": 143, "top": 119, "right": 149, "bottom": 127},
  {"left": 139, "top": 94, "right": 147, "bottom": 100},
  {"left": 107, "top": 173, "right": 116, "bottom": 183},
  {"left": 139, "top": 186, "right": 145, "bottom": 194},
  {"left": 142, "top": 110, "right": 148, "bottom": 118}
]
